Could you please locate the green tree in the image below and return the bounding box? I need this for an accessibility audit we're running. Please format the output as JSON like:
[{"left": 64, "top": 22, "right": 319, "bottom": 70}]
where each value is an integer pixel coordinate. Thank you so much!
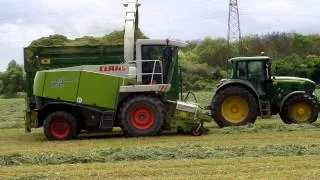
[
  {"left": 243, "top": 35, "right": 266, "bottom": 56},
  {"left": 1, "top": 60, "right": 24, "bottom": 97},
  {"left": 0, "top": 79, "right": 3, "bottom": 94},
  {"left": 191, "top": 37, "right": 231, "bottom": 67},
  {"left": 292, "top": 33, "right": 309, "bottom": 56}
]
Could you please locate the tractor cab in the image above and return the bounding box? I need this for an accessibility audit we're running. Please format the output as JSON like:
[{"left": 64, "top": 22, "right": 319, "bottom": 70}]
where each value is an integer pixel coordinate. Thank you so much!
[{"left": 229, "top": 56, "right": 272, "bottom": 98}]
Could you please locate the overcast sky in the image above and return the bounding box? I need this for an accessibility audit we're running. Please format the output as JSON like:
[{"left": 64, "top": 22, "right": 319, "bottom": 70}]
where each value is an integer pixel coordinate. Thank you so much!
[{"left": 0, "top": 0, "right": 319, "bottom": 71}]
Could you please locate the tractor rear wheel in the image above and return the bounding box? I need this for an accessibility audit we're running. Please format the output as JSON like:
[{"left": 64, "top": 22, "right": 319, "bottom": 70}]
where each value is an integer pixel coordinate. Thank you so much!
[
  {"left": 212, "top": 86, "right": 258, "bottom": 127},
  {"left": 43, "top": 111, "right": 78, "bottom": 140},
  {"left": 119, "top": 95, "right": 165, "bottom": 137},
  {"left": 282, "top": 95, "right": 318, "bottom": 124}
]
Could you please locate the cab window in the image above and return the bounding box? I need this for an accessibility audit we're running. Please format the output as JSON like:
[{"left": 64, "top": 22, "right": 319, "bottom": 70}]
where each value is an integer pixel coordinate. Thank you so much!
[
  {"left": 237, "top": 62, "right": 247, "bottom": 79},
  {"left": 142, "top": 46, "right": 163, "bottom": 60},
  {"left": 248, "top": 61, "right": 265, "bottom": 80}
]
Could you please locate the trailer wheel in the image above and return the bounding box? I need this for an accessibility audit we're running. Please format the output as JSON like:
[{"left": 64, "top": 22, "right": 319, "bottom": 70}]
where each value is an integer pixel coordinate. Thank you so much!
[
  {"left": 282, "top": 95, "right": 318, "bottom": 124},
  {"left": 191, "top": 126, "right": 203, "bottom": 136},
  {"left": 43, "top": 111, "right": 77, "bottom": 140},
  {"left": 119, "top": 95, "right": 165, "bottom": 137},
  {"left": 211, "top": 86, "right": 258, "bottom": 127}
]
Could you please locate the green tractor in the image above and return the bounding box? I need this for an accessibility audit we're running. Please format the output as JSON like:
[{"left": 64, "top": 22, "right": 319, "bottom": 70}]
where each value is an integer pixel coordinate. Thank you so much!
[
  {"left": 24, "top": 1, "right": 202, "bottom": 140},
  {"left": 211, "top": 56, "right": 319, "bottom": 127}
]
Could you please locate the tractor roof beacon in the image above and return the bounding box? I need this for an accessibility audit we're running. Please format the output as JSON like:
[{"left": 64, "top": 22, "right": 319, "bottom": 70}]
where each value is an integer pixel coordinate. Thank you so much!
[
  {"left": 211, "top": 56, "right": 319, "bottom": 127},
  {"left": 24, "top": 0, "right": 203, "bottom": 140}
]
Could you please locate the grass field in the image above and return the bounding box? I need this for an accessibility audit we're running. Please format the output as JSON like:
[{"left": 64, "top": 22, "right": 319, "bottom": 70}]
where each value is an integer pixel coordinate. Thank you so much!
[
  {"left": 0, "top": 98, "right": 25, "bottom": 129},
  {"left": 1, "top": 94, "right": 320, "bottom": 179}
]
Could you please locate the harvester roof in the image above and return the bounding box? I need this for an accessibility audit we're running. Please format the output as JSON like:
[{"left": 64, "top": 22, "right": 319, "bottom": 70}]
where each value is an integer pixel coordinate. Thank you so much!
[{"left": 136, "top": 39, "right": 188, "bottom": 48}]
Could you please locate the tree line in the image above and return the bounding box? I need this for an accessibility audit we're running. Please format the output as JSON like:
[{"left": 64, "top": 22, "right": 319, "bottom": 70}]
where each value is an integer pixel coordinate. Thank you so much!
[{"left": 1, "top": 31, "right": 320, "bottom": 97}]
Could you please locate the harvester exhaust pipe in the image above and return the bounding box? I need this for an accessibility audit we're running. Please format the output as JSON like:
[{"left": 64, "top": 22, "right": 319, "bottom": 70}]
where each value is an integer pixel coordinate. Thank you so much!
[{"left": 123, "top": 0, "right": 140, "bottom": 63}]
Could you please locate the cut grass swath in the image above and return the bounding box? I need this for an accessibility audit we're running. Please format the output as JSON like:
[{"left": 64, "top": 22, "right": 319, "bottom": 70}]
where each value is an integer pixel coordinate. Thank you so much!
[{"left": 2, "top": 143, "right": 320, "bottom": 166}]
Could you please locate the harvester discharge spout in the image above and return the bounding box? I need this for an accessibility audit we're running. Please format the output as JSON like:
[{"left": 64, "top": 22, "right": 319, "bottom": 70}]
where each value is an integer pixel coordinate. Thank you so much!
[{"left": 123, "top": 0, "right": 140, "bottom": 63}]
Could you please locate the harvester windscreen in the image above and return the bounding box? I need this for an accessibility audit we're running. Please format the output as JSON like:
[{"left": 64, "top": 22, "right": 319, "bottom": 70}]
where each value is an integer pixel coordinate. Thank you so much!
[{"left": 141, "top": 45, "right": 176, "bottom": 84}]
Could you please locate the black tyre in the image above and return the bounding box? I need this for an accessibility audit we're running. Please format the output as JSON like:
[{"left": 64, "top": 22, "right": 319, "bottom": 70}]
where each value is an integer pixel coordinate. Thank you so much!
[
  {"left": 281, "top": 94, "right": 318, "bottom": 124},
  {"left": 76, "top": 126, "right": 82, "bottom": 137},
  {"left": 118, "top": 95, "right": 165, "bottom": 137},
  {"left": 211, "top": 86, "right": 258, "bottom": 127},
  {"left": 43, "top": 111, "right": 78, "bottom": 140},
  {"left": 279, "top": 111, "right": 291, "bottom": 124}
]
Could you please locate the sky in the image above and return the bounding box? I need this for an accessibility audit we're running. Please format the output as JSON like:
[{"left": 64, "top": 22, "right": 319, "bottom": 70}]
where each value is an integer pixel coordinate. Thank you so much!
[{"left": 0, "top": 0, "right": 320, "bottom": 71}]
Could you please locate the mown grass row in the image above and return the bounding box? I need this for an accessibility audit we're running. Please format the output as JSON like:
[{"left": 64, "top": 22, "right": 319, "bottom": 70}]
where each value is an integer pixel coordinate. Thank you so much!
[
  {"left": 2, "top": 156, "right": 320, "bottom": 180},
  {"left": 210, "top": 122, "right": 320, "bottom": 133},
  {"left": 2, "top": 143, "right": 320, "bottom": 166}
]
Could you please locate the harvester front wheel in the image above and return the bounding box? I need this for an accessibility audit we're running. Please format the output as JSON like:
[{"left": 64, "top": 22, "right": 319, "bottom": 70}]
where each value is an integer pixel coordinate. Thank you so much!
[
  {"left": 211, "top": 86, "right": 258, "bottom": 127},
  {"left": 119, "top": 95, "right": 165, "bottom": 137},
  {"left": 43, "top": 111, "right": 78, "bottom": 141},
  {"left": 282, "top": 95, "right": 318, "bottom": 124}
]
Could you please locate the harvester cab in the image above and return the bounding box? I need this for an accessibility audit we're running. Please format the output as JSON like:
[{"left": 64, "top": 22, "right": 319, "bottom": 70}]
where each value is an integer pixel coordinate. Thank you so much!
[
  {"left": 211, "top": 56, "right": 319, "bottom": 128},
  {"left": 122, "top": 1, "right": 186, "bottom": 87},
  {"left": 136, "top": 39, "right": 186, "bottom": 84}
]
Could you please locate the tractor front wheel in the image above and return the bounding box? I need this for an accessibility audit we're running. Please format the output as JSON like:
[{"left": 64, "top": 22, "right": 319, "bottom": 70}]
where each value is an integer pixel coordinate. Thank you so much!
[
  {"left": 212, "top": 86, "right": 258, "bottom": 127},
  {"left": 119, "top": 95, "right": 165, "bottom": 137},
  {"left": 282, "top": 95, "right": 318, "bottom": 124},
  {"left": 279, "top": 111, "right": 291, "bottom": 124},
  {"left": 43, "top": 111, "right": 78, "bottom": 140}
]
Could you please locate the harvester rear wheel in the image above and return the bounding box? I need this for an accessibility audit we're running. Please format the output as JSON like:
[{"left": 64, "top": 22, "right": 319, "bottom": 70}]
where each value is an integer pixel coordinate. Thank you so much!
[
  {"left": 282, "top": 95, "right": 318, "bottom": 124},
  {"left": 211, "top": 86, "right": 258, "bottom": 127},
  {"left": 43, "top": 111, "right": 78, "bottom": 141},
  {"left": 119, "top": 95, "right": 165, "bottom": 137}
]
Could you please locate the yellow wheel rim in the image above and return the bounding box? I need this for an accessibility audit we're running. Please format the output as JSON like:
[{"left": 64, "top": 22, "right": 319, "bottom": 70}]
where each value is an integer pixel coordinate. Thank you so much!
[
  {"left": 290, "top": 102, "right": 312, "bottom": 123},
  {"left": 221, "top": 96, "right": 249, "bottom": 124}
]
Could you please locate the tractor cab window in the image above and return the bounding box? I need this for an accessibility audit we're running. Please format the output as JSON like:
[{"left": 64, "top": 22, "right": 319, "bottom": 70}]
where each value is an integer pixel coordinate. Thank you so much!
[
  {"left": 248, "top": 61, "right": 265, "bottom": 80},
  {"left": 248, "top": 61, "right": 267, "bottom": 96},
  {"left": 237, "top": 62, "right": 247, "bottom": 80},
  {"left": 141, "top": 45, "right": 175, "bottom": 84}
]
